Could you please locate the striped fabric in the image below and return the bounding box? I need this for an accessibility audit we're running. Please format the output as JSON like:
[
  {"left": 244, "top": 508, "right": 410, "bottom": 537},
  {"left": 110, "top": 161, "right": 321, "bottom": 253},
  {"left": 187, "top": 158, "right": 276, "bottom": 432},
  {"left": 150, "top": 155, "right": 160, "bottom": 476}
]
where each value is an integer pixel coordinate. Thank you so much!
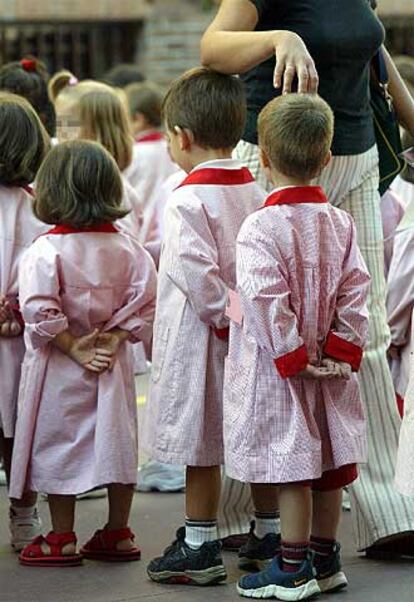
[{"left": 219, "top": 140, "right": 414, "bottom": 549}]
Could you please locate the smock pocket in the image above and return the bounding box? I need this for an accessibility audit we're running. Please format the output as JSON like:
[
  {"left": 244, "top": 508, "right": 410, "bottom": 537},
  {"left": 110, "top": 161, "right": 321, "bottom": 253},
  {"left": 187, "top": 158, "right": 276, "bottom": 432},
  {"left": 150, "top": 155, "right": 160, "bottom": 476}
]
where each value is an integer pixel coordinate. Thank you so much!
[{"left": 151, "top": 325, "right": 170, "bottom": 383}]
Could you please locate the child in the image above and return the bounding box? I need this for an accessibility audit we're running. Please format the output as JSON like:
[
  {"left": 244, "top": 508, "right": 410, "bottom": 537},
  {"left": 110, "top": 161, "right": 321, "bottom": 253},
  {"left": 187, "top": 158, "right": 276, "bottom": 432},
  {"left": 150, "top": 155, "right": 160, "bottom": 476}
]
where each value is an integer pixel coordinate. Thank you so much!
[
  {"left": 124, "top": 82, "right": 178, "bottom": 247},
  {"left": 9, "top": 140, "right": 157, "bottom": 567},
  {"left": 143, "top": 67, "right": 266, "bottom": 585},
  {"left": 386, "top": 131, "right": 414, "bottom": 416},
  {"left": 0, "top": 57, "right": 56, "bottom": 139},
  {"left": 0, "top": 92, "right": 49, "bottom": 550},
  {"left": 223, "top": 94, "right": 370, "bottom": 600},
  {"left": 50, "top": 72, "right": 143, "bottom": 237}
]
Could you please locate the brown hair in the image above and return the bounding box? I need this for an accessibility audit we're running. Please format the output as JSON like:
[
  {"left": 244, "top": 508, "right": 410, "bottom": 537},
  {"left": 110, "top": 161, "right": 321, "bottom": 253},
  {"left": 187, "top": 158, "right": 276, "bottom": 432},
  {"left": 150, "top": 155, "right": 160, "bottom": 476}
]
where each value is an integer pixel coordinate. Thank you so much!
[
  {"left": 78, "top": 86, "right": 133, "bottom": 171},
  {"left": 34, "top": 140, "right": 128, "bottom": 227},
  {"left": 102, "top": 63, "right": 145, "bottom": 89},
  {"left": 258, "top": 94, "right": 334, "bottom": 181},
  {"left": 125, "top": 82, "right": 163, "bottom": 127},
  {"left": 162, "top": 67, "right": 246, "bottom": 150},
  {"left": 0, "top": 92, "right": 49, "bottom": 187},
  {"left": 0, "top": 57, "right": 56, "bottom": 137}
]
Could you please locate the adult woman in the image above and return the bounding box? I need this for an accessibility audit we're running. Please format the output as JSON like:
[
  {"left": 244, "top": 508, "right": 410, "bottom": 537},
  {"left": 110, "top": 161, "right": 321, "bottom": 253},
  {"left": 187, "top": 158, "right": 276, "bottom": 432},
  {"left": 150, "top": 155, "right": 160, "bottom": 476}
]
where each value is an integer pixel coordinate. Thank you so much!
[{"left": 201, "top": 0, "right": 414, "bottom": 556}]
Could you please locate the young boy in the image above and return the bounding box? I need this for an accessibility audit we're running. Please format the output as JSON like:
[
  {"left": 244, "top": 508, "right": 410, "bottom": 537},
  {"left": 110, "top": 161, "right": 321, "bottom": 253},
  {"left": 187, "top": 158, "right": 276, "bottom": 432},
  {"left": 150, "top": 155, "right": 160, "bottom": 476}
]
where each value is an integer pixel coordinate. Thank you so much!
[
  {"left": 224, "top": 94, "right": 371, "bottom": 600},
  {"left": 124, "top": 82, "right": 177, "bottom": 246},
  {"left": 143, "top": 67, "right": 266, "bottom": 585}
]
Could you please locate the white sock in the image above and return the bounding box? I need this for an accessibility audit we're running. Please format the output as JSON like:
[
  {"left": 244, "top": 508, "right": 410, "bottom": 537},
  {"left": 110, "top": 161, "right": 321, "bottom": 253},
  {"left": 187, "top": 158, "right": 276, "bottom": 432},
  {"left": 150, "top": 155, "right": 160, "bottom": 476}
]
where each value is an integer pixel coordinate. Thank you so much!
[
  {"left": 254, "top": 512, "right": 281, "bottom": 539},
  {"left": 185, "top": 519, "right": 218, "bottom": 550}
]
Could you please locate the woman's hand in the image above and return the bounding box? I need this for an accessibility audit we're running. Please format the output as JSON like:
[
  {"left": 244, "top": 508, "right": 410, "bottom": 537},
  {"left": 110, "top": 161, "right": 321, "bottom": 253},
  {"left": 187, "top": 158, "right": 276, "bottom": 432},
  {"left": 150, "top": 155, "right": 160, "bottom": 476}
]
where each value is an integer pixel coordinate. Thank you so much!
[{"left": 273, "top": 31, "right": 319, "bottom": 94}]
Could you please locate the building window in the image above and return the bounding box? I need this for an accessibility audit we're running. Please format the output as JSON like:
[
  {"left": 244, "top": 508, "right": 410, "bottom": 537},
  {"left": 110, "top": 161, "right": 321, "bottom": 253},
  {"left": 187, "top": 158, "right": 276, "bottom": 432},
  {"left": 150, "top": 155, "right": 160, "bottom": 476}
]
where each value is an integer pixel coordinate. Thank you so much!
[{"left": 0, "top": 21, "right": 143, "bottom": 79}]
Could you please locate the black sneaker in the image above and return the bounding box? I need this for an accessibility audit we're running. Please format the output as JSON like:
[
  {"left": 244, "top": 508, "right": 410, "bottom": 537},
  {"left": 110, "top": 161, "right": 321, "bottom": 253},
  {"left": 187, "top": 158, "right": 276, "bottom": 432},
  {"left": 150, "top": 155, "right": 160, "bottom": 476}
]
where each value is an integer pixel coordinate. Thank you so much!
[
  {"left": 238, "top": 521, "right": 281, "bottom": 571},
  {"left": 314, "top": 542, "right": 348, "bottom": 593},
  {"left": 147, "top": 527, "right": 227, "bottom": 586}
]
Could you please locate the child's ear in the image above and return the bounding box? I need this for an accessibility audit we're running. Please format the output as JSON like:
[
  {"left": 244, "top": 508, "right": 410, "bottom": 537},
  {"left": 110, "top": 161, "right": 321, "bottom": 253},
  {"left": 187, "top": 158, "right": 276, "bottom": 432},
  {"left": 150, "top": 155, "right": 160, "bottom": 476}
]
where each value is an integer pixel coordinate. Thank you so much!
[
  {"left": 323, "top": 150, "right": 332, "bottom": 168},
  {"left": 174, "top": 126, "right": 193, "bottom": 151},
  {"left": 259, "top": 147, "right": 271, "bottom": 171}
]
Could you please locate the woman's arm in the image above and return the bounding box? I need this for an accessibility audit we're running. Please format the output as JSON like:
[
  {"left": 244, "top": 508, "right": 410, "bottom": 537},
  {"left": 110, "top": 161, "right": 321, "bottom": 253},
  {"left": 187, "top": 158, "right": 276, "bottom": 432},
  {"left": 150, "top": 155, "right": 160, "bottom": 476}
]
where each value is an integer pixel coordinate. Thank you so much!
[
  {"left": 200, "top": 0, "right": 318, "bottom": 94},
  {"left": 384, "top": 47, "right": 414, "bottom": 137}
]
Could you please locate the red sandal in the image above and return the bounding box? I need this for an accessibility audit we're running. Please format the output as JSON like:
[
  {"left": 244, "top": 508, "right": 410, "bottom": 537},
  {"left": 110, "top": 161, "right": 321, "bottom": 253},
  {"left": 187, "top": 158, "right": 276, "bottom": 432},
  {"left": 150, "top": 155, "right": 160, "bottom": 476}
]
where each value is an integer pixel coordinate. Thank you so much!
[
  {"left": 19, "top": 531, "right": 82, "bottom": 567},
  {"left": 81, "top": 527, "right": 141, "bottom": 562}
]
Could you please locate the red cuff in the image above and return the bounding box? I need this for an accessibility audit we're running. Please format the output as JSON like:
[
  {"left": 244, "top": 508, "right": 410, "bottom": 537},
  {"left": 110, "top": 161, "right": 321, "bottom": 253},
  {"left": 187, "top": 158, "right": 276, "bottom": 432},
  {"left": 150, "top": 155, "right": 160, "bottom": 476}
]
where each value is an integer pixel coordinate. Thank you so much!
[
  {"left": 213, "top": 327, "right": 229, "bottom": 341},
  {"left": 274, "top": 344, "right": 309, "bottom": 379},
  {"left": 323, "top": 332, "right": 363, "bottom": 372}
]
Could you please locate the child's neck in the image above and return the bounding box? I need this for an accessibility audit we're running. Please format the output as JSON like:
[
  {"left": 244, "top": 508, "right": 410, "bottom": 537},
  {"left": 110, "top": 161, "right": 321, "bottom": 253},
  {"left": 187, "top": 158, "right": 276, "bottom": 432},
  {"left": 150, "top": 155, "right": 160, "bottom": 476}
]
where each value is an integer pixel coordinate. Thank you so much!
[
  {"left": 189, "top": 148, "right": 233, "bottom": 172},
  {"left": 270, "top": 171, "right": 312, "bottom": 190}
]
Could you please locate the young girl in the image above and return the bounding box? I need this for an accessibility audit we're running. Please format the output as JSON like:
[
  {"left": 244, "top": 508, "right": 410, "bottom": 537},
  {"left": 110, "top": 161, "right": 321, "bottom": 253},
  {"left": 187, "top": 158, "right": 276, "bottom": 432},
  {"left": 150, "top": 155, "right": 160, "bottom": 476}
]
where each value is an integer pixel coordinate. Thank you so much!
[
  {"left": 224, "top": 94, "right": 370, "bottom": 600},
  {"left": 0, "top": 93, "right": 49, "bottom": 550},
  {"left": 0, "top": 57, "right": 56, "bottom": 139},
  {"left": 49, "top": 71, "right": 143, "bottom": 237},
  {"left": 10, "top": 140, "right": 157, "bottom": 567}
]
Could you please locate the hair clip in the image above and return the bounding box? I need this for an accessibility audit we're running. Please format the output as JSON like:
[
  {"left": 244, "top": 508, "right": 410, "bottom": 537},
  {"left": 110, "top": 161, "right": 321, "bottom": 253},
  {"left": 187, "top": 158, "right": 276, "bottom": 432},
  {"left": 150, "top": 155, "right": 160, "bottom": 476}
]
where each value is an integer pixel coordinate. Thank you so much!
[
  {"left": 68, "top": 76, "right": 79, "bottom": 86},
  {"left": 20, "top": 59, "right": 37, "bottom": 72}
]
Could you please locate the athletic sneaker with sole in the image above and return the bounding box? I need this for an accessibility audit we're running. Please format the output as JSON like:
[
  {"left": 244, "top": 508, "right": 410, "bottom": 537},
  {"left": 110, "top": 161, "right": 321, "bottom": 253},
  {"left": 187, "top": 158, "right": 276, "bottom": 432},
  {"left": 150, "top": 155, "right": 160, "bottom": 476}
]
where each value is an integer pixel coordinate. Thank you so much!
[
  {"left": 136, "top": 461, "right": 185, "bottom": 492},
  {"left": 147, "top": 527, "right": 227, "bottom": 586},
  {"left": 239, "top": 521, "right": 281, "bottom": 570},
  {"left": 9, "top": 507, "right": 42, "bottom": 552},
  {"left": 237, "top": 553, "right": 320, "bottom": 600},
  {"left": 315, "top": 542, "right": 348, "bottom": 593}
]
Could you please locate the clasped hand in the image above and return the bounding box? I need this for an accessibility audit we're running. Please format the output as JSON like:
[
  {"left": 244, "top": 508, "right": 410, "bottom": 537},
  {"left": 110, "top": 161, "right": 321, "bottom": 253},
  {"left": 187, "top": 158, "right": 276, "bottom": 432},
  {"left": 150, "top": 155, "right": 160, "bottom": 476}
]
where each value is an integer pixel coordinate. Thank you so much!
[
  {"left": 298, "top": 359, "right": 352, "bottom": 381},
  {"left": 0, "top": 295, "right": 22, "bottom": 337},
  {"left": 64, "top": 329, "right": 128, "bottom": 374}
]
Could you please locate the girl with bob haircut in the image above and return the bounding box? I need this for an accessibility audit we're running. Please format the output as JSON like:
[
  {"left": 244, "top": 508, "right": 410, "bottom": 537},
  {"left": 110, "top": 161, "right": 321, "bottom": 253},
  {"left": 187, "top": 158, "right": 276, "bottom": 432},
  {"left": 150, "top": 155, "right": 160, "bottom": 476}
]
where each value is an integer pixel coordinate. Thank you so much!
[
  {"left": 0, "top": 92, "right": 49, "bottom": 551},
  {"left": 10, "top": 140, "right": 157, "bottom": 567},
  {"left": 49, "top": 71, "right": 143, "bottom": 236}
]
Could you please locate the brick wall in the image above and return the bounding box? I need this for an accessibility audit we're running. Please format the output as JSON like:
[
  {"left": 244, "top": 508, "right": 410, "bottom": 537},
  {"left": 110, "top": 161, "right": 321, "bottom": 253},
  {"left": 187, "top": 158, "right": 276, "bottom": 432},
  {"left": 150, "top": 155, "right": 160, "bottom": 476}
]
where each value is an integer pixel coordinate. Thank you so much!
[{"left": 0, "top": 0, "right": 152, "bottom": 20}]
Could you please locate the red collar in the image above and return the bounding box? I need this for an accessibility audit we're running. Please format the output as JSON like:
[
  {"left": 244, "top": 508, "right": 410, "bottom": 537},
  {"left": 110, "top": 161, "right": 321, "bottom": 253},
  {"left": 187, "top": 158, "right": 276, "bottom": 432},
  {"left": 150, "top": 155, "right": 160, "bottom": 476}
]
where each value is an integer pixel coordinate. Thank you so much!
[
  {"left": 23, "top": 185, "right": 34, "bottom": 197},
  {"left": 45, "top": 224, "right": 118, "bottom": 235},
  {"left": 177, "top": 167, "right": 254, "bottom": 188},
  {"left": 136, "top": 131, "right": 164, "bottom": 143},
  {"left": 264, "top": 186, "right": 327, "bottom": 207}
]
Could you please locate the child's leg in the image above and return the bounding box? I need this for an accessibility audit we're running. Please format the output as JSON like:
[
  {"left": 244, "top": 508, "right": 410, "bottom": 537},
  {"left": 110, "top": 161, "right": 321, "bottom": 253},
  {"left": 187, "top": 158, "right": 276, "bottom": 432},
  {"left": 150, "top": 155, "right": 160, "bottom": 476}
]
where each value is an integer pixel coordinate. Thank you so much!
[
  {"left": 310, "top": 488, "right": 348, "bottom": 592},
  {"left": 147, "top": 465, "right": 227, "bottom": 585},
  {"left": 2, "top": 432, "right": 37, "bottom": 506},
  {"left": 311, "top": 488, "right": 342, "bottom": 540},
  {"left": 38, "top": 494, "right": 77, "bottom": 556},
  {"left": 251, "top": 483, "right": 280, "bottom": 538},
  {"left": 185, "top": 465, "right": 221, "bottom": 548},
  {"left": 105, "top": 483, "right": 136, "bottom": 551},
  {"left": 279, "top": 483, "right": 312, "bottom": 572}
]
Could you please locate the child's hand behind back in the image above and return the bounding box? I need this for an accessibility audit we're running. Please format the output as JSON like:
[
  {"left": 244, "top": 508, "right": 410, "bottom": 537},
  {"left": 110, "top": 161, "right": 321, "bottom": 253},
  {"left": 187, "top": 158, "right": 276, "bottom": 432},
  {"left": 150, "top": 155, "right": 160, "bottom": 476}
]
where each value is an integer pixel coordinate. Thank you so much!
[{"left": 96, "top": 329, "right": 129, "bottom": 371}]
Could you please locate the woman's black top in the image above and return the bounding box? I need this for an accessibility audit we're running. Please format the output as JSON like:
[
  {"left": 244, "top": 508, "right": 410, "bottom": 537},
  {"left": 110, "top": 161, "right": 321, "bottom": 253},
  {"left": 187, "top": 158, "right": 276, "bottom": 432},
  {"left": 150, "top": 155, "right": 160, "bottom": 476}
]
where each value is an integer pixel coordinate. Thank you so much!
[{"left": 241, "top": 0, "right": 385, "bottom": 155}]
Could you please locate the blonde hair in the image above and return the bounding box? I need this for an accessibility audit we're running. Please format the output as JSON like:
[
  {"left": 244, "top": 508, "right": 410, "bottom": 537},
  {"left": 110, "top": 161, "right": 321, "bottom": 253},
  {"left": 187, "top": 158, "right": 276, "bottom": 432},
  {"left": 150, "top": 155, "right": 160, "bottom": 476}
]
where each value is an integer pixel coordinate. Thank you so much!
[
  {"left": 51, "top": 75, "right": 133, "bottom": 171},
  {"left": 258, "top": 94, "right": 334, "bottom": 181}
]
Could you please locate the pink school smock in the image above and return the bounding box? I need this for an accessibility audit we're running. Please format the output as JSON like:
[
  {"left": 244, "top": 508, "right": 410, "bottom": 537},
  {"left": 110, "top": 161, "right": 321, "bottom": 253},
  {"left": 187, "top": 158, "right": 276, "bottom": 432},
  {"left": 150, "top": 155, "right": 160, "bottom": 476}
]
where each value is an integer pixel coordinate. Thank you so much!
[
  {"left": 124, "top": 131, "right": 178, "bottom": 245},
  {"left": 0, "top": 185, "right": 47, "bottom": 437},
  {"left": 10, "top": 224, "right": 157, "bottom": 498},
  {"left": 143, "top": 160, "right": 266, "bottom": 466},
  {"left": 224, "top": 186, "right": 371, "bottom": 484}
]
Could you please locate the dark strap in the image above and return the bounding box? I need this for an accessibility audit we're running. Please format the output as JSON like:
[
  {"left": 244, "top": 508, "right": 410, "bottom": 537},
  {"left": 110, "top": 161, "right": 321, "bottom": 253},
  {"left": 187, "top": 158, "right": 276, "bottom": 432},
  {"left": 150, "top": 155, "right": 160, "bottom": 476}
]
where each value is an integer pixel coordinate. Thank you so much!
[{"left": 372, "top": 49, "right": 388, "bottom": 85}]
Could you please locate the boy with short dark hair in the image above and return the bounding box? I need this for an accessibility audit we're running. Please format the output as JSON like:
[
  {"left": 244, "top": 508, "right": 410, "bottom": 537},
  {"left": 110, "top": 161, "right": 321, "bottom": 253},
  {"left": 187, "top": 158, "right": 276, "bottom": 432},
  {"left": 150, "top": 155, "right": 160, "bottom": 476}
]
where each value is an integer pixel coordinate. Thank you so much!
[
  {"left": 224, "top": 94, "right": 371, "bottom": 600},
  {"left": 144, "top": 67, "right": 266, "bottom": 585}
]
